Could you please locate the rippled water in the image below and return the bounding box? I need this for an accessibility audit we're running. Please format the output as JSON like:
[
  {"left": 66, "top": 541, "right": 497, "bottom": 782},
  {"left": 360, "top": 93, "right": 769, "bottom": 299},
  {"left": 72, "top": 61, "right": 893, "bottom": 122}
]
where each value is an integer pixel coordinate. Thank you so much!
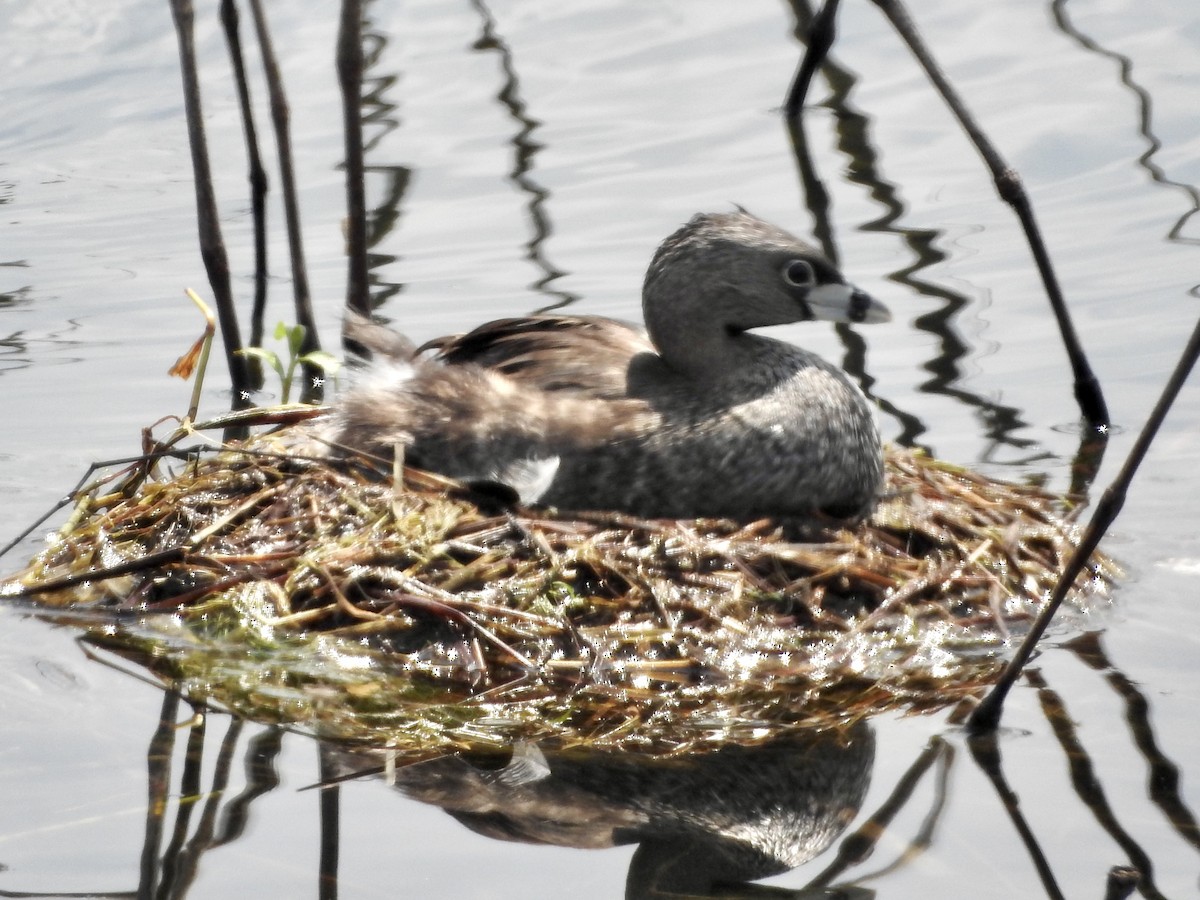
[{"left": 3, "top": 0, "right": 1199, "bottom": 896}]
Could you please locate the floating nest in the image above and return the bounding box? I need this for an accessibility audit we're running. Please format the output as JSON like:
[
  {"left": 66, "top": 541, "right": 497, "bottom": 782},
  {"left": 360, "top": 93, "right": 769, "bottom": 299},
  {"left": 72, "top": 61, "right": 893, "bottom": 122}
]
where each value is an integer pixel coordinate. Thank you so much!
[{"left": 1, "top": 409, "right": 1117, "bottom": 757}]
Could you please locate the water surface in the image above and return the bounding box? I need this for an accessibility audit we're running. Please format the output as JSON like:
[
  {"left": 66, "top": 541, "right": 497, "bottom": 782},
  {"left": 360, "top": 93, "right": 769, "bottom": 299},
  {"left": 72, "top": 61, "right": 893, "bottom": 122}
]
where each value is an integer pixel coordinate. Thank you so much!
[{"left": 2, "top": 0, "right": 1199, "bottom": 896}]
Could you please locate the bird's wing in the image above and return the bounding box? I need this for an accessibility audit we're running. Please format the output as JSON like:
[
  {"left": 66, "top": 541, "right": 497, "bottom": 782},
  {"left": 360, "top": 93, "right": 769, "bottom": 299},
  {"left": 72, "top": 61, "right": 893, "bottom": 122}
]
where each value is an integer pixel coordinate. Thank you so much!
[
  {"left": 419, "top": 315, "right": 654, "bottom": 400},
  {"left": 342, "top": 308, "right": 419, "bottom": 362}
]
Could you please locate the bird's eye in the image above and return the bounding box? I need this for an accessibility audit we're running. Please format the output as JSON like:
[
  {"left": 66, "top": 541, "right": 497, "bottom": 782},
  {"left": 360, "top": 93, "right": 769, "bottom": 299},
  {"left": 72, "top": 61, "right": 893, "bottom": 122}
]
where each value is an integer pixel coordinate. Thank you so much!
[{"left": 782, "top": 259, "right": 815, "bottom": 288}]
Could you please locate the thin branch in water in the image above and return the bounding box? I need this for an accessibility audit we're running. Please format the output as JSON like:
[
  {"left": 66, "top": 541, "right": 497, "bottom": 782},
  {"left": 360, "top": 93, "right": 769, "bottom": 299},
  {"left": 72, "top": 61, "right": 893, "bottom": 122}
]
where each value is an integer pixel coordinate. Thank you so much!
[
  {"left": 970, "top": 312, "right": 1200, "bottom": 732},
  {"left": 785, "top": 0, "right": 840, "bottom": 123},
  {"left": 804, "top": 737, "right": 951, "bottom": 888},
  {"left": 156, "top": 705, "right": 207, "bottom": 897},
  {"left": 338, "top": 0, "right": 370, "bottom": 320},
  {"left": 167, "top": 0, "right": 252, "bottom": 413},
  {"left": 784, "top": 0, "right": 841, "bottom": 266},
  {"left": 468, "top": 0, "right": 579, "bottom": 312},
  {"left": 869, "top": 0, "right": 1108, "bottom": 427},
  {"left": 168, "top": 716, "right": 244, "bottom": 893},
  {"left": 215, "top": 728, "right": 284, "bottom": 846},
  {"left": 966, "top": 728, "right": 1067, "bottom": 899},
  {"left": 786, "top": 1, "right": 1047, "bottom": 459},
  {"left": 1066, "top": 632, "right": 1200, "bottom": 851},
  {"left": 246, "top": 0, "right": 322, "bottom": 403},
  {"left": 791, "top": 0, "right": 1109, "bottom": 426},
  {"left": 0, "top": 448, "right": 197, "bottom": 562},
  {"left": 1024, "top": 671, "right": 1165, "bottom": 900},
  {"left": 1051, "top": 0, "right": 1200, "bottom": 248},
  {"left": 140, "top": 689, "right": 182, "bottom": 899},
  {"left": 219, "top": 0, "right": 270, "bottom": 388},
  {"left": 318, "top": 743, "right": 341, "bottom": 900}
]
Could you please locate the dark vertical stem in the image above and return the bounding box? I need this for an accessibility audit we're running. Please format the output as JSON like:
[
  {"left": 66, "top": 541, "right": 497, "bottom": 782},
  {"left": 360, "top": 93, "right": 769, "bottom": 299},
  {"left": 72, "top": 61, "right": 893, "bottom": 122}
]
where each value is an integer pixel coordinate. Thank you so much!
[
  {"left": 356, "top": 19, "right": 409, "bottom": 312},
  {"left": 786, "top": 116, "right": 838, "bottom": 268},
  {"left": 139, "top": 689, "right": 181, "bottom": 900},
  {"left": 1051, "top": 0, "right": 1200, "bottom": 248},
  {"left": 970, "top": 313, "right": 1200, "bottom": 732},
  {"left": 215, "top": 726, "right": 283, "bottom": 844},
  {"left": 870, "top": 0, "right": 1109, "bottom": 428},
  {"left": 785, "top": 0, "right": 840, "bottom": 120},
  {"left": 1068, "top": 427, "right": 1109, "bottom": 501},
  {"left": 1026, "top": 672, "right": 1164, "bottom": 899},
  {"left": 1105, "top": 866, "right": 1142, "bottom": 900},
  {"left": 967, "top": 731, "right": 1066, "bottom": 899},
  {"left": 246, "top": 0, "right": 323, "bottom": 403},
  {"left": 1067, "top": 632, "right": 1200, "bottom": 850},
  {"left": 784, "top": 0, "right": 840, "bottom": 266},
  {"left": 468, "top": 0, "right": 579, "bottom": 312},
  {"left": 318, "top": 744, "right": 341, "bottom": 900},
  {"left": 219, "top": 0, "right": 270, "bottom": 389},
  {"left": 785, "top": 0, "right": 1038, "bottom": 457},
  {"left": 167, "top": 0, "right": 252, "bottom": 412},
  {"left": 155, "top": 706, "right": 206, "bottom": 900},
  {"left": 804, "top": 737, "right": 948, "bottom": 887},
  {"left": 171, "top": 717, "right": 245, "bottom": 894},
  {"left": 338, "top": 0, "right": 370, "bottom": 320}
]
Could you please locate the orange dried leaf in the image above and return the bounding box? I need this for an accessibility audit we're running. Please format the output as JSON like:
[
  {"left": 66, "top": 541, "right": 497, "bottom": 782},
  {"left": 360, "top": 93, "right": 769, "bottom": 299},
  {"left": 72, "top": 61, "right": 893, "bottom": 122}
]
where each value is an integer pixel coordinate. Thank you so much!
[{"left": 169, "top": 335, "right": 207, "bottom": 379}]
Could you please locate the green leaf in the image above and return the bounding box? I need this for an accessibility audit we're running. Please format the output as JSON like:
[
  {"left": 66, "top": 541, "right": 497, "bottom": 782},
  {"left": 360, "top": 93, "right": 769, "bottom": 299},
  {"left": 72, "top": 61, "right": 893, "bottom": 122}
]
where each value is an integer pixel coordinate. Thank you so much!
[
  {"left": 237, "top": 347, "right": 286, "bottom": 383},
  {"left": 297, "top": 351, "right": 343, "bottom": 376},
  {"left": 286, "top": 323, "right": 307, "bottom": 358}
]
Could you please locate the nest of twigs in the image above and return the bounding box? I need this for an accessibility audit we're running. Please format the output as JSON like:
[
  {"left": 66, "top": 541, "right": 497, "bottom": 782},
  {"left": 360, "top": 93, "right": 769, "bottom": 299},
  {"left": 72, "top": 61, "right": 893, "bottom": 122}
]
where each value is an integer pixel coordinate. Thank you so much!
[{"left": 2, "top": 411, "right": 1117, "bottom": 756}]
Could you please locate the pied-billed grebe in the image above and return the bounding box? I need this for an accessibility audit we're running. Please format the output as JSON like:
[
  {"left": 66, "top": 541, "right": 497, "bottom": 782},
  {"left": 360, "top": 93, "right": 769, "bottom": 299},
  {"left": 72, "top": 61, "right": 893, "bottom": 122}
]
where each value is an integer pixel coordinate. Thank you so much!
[{"left": 331, "top": 211, "right": 890, "bottom": 520}]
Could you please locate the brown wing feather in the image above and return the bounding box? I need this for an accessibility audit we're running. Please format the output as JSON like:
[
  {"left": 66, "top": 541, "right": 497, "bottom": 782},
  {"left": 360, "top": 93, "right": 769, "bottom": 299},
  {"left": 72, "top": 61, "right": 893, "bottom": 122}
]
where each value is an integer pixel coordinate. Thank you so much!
[
  {"left": 342, "top": 308, "right": 418, "bottom": 362},
  {"left": 419, "top": 315, "right": 654, "bottom": 400},
  {"left": 330, "top": 313, "right": 661, "bottom": 480}
]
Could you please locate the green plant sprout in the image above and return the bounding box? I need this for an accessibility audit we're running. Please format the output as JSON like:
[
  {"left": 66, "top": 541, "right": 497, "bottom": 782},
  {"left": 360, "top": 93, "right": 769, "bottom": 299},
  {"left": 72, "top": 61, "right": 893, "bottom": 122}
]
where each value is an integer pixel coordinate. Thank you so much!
[{"left": 239, "top": 321, "right": 342, "bottom": 404}]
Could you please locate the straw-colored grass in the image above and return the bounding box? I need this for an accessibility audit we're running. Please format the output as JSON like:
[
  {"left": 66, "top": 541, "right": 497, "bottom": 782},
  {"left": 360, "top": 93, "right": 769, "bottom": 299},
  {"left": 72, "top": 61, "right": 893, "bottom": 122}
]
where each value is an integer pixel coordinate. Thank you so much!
[{"left": 2, "top": 414, "right": 1117, "bottom": 756}]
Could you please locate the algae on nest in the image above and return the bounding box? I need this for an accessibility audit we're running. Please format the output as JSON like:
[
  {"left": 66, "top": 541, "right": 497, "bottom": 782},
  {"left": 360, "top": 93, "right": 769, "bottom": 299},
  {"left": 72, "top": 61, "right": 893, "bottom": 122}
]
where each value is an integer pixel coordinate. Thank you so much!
[{"left": 1, "top": 415, "right": 1118, "bottom": 756}]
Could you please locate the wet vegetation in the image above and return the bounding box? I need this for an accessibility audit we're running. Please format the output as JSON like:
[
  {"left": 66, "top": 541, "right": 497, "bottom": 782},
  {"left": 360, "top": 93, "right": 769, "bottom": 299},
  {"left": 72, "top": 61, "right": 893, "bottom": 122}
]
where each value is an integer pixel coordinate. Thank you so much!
[{"left": 3, "top": 414, "right": 1116, "bottom": 756}]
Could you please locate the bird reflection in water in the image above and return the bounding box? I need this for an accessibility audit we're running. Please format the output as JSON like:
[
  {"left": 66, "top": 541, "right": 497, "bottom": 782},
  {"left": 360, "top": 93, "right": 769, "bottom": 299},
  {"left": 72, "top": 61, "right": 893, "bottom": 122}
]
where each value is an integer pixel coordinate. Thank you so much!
[{"left": 327, "top": 722, "right": 875, "bottom": 897}]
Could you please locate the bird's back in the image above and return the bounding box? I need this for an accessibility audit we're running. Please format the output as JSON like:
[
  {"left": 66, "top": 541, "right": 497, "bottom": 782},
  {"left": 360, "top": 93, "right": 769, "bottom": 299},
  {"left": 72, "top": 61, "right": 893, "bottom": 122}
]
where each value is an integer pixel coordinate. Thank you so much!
[{"left": 332, "top": 316, "right": 882, "bottom": 520}]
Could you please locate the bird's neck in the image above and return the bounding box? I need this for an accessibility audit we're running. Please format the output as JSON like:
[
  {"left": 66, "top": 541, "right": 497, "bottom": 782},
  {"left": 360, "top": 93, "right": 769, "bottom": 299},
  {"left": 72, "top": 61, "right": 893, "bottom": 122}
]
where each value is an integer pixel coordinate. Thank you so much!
[
  {"left": 651, "top": 321, "right": 751, "bottom": 382},
  {"left": 644, "top": 286, "right": 748, "bottom": 381}
]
